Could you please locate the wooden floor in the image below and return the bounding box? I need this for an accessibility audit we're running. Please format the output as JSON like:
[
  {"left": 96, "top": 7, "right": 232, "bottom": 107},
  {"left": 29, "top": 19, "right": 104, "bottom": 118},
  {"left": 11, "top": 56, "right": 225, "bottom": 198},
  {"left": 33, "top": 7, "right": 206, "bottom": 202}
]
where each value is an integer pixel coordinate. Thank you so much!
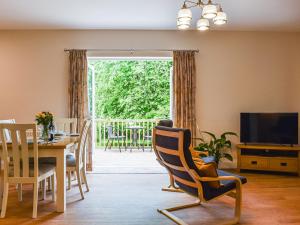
[{"left": 0, "top": 171, "right": 300, "bottom": 225}]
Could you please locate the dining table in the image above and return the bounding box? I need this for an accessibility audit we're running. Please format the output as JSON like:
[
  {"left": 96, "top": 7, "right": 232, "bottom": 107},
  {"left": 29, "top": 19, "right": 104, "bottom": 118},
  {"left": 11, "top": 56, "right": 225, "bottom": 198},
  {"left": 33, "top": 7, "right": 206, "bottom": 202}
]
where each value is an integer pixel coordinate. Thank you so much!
[{"left": 0, "top": 136, "right": 79, "bottom": 213}]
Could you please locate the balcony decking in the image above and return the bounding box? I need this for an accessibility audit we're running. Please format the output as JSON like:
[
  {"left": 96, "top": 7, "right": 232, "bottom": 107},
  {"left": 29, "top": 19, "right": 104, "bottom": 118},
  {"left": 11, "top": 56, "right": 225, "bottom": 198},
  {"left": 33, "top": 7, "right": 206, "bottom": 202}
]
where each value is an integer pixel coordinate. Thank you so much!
[{"left": 93, "top": 148, "right": 166, "bottom": 174}]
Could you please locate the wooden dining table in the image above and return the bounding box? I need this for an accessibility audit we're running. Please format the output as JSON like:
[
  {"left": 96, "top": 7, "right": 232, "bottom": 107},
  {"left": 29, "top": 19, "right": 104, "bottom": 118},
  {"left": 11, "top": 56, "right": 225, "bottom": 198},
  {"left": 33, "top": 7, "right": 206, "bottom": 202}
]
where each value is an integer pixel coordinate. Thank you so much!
[{"left": 0, "top": 136, "right": 78, "bottom": 213}]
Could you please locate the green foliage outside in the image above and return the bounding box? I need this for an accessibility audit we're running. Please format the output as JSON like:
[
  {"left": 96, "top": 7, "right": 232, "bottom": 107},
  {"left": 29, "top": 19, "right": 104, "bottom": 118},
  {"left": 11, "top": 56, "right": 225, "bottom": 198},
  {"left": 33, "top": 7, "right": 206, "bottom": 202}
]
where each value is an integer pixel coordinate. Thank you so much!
[{"left": 88, "top": 60, "right": 172, "bottom": 119}]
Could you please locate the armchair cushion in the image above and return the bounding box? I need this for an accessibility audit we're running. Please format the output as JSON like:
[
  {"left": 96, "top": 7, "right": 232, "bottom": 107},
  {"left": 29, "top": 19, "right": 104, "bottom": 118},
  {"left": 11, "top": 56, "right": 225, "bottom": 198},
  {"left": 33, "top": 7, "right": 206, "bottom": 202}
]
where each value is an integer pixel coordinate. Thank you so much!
[
  {"left": 194, "top": 160, "right": 221, "bottom": 189},
  {"left": 202, "top": 170, "right": 247, "bottom": 201}
]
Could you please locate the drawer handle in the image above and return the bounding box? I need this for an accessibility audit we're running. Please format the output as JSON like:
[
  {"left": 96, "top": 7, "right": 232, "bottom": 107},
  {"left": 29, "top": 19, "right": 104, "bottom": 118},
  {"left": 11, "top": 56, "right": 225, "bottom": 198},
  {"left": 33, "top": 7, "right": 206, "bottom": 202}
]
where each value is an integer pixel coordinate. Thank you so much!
[
  {"left": 280, "top": 162, "right": 287, "bottom": 167},
  {"left": 251, "top": 161, "right": 257, "bottom": 165}
]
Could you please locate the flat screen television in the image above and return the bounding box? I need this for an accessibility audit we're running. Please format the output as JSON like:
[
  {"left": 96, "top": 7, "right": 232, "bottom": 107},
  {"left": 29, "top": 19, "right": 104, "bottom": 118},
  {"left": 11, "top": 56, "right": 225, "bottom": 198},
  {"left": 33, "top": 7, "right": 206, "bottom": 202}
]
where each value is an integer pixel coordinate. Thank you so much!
[{"left": 240, "top": 113, "right": 298, "bottom": 145}]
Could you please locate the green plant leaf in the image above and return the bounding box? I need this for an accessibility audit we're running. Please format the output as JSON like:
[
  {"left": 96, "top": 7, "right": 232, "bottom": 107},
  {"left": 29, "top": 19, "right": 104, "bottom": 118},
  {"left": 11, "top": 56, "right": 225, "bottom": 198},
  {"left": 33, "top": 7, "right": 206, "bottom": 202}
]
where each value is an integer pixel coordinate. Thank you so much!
[
  {"left": 225, "top": 140, "right": 232, "bottom": 148},
  {"left": 202, "top": 131, "right": 217, "bottom": 141},
  {"left": 221, "top": 132, "right": 238, "bottom": 139},
  {"left": 223, "top": 153, "right": 233, "bottom": 161}
]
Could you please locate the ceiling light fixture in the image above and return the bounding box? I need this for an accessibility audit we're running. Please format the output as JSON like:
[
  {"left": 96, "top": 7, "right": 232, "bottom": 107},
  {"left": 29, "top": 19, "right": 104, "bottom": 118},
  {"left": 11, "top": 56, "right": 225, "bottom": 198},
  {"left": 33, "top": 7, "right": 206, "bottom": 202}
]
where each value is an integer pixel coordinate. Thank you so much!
[{"left": 177, "top": 0, "right": 227, "bottom": 31}]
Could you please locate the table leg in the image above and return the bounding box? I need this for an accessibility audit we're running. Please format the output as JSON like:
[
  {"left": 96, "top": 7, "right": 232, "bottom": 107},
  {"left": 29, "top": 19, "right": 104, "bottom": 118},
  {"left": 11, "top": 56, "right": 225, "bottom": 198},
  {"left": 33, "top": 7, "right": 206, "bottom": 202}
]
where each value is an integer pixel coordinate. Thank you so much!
[
  {"left": 0, "top": 159, "right": 2, "bottom": 211},
  {"left": 56, "top": 150, "right": 66, "bottom": 212}
]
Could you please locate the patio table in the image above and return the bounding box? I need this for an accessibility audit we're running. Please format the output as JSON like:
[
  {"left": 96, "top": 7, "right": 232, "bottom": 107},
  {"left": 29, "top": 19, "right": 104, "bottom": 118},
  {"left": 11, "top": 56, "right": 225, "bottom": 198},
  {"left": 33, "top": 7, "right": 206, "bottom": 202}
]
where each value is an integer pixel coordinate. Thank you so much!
[{"left": 126, "top": 126, "right": 144, "bottom": 151}]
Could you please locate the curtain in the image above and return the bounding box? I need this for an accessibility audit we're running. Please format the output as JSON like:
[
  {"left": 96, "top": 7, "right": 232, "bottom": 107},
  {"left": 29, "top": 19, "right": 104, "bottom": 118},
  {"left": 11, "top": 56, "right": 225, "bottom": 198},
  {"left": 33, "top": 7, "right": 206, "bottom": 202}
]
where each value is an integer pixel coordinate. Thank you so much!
[
  {"left": 172, "top": 51, "right": 196, "bottom": 139},
  {"left": 68, "top": 49, "right": 93, "bottom": 171}
]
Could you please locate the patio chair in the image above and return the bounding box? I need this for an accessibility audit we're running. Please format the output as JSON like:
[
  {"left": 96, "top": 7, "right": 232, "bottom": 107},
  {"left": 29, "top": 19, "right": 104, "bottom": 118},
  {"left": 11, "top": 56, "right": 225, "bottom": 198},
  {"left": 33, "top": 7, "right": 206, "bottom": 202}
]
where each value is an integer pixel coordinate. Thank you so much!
[
  {"left": 153, "top": 126, "right": 247, "bottom": 225},
  {"left": 105, "top": 125, "right": 126, "bottom": 152},
  {"left": 142, "top": 129, "right": 153, "bottom": 152}
]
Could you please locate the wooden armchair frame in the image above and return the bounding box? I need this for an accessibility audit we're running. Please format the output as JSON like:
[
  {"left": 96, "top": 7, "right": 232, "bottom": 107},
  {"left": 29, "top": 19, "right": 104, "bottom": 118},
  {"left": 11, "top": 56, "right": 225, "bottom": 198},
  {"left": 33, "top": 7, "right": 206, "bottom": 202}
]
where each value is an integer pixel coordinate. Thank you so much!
[{"left": 153, "top": 128, "right": 243, "bottom": 225}]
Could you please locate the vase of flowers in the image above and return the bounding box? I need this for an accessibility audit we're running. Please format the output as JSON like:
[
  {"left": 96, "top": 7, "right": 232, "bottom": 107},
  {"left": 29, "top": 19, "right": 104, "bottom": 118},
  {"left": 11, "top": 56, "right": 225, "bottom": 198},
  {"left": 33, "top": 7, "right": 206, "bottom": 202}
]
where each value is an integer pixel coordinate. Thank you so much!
[{"left": 35, "top": 112, "right": 54, "bottom": 141}]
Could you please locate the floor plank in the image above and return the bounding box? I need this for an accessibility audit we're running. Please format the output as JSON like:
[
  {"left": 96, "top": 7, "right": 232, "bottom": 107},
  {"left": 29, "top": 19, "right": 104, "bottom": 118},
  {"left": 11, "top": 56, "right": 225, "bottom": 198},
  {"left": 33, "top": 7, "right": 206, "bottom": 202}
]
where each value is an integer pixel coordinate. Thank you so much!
[{"left": 0, "top": 172, "right": 300, "bottom": 225}]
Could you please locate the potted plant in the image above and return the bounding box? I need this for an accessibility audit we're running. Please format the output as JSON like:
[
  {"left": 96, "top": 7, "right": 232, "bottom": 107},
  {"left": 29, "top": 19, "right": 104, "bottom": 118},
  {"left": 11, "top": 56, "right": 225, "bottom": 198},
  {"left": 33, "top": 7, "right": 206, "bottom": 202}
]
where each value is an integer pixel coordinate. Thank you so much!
[
  {"left": 194, "top": 131, "right": 237, "bottom": 166},
  {"left": 35, "top": 112, "right": 54, "bottom": 141}
]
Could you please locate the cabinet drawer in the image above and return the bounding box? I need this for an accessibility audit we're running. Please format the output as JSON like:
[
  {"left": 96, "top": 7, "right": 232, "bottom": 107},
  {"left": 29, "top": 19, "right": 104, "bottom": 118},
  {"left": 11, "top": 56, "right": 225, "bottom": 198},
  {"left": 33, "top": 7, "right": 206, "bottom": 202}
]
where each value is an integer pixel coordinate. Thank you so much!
[
  {"left": 241, "top": 156, "right": 268, "bottom": 169},
  {"left": 269, "top": 158, "right": 298, "bottom": 172}
]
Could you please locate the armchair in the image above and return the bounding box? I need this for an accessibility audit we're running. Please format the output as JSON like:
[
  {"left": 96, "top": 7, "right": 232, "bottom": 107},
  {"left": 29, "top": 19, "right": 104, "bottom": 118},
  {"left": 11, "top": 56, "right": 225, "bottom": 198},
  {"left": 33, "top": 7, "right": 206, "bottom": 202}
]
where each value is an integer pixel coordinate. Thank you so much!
[{"left": 153, "top": 126, "right": 247, "bottom": 224}]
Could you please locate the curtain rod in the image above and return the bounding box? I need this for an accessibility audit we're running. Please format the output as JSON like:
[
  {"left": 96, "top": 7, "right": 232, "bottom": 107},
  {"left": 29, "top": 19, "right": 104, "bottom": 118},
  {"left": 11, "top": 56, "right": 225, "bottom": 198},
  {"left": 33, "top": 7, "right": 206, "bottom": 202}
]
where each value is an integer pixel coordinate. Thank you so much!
[{"left": 64, "top": 48, "right": 199, "bottom": 53}]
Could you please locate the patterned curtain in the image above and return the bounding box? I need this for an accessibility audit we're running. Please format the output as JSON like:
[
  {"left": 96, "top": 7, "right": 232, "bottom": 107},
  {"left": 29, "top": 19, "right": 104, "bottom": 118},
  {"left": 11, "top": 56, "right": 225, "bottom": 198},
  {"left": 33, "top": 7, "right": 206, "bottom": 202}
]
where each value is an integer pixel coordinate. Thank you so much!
[
  {"left": 68, "top": 50, "right": 93, "bottom": 171},
  {"left": 172, "top": 51, "right": 196, "bottom": 139}
]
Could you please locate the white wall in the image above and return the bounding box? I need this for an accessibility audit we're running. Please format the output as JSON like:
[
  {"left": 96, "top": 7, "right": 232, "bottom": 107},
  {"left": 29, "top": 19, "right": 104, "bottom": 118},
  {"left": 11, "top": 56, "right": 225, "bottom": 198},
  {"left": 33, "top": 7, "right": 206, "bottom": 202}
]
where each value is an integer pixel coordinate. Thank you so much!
[{"left": 0, "top": 30, "right": 299, "bottom": 167}]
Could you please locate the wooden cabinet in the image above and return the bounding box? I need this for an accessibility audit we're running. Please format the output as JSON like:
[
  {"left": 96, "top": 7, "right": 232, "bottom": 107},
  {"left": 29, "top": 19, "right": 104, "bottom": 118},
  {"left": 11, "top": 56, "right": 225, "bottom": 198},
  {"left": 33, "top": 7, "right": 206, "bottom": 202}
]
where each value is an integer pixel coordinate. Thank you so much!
[
  {"left": 240, "top": 156, "right": 269, "bottom": 170},
  {"left": 236, "top": 144, "right": 300, "bottom": 176}
]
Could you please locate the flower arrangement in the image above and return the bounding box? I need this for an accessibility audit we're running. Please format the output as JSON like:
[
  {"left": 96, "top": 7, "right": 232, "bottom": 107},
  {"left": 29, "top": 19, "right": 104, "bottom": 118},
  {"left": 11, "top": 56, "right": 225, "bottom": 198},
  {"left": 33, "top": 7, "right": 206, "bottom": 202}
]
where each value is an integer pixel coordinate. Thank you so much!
[{"left": 35, "top": 112, "right": 54, "bottom": 141}]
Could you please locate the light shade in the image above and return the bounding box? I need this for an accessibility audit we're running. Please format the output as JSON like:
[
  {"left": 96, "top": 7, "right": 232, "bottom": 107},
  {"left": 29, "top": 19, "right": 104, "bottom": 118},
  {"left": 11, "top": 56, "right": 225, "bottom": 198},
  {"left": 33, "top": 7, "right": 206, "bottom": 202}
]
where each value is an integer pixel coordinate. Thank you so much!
[
  {"left": 197, "top": 18, "right": 210, "bottom": 31},
  {"left": 202, "top": 4, "right": 217, "bottom": 19},
  {"left": 213, "top": 11, "right": 227, "bottom": 25},
  {"left": 177, "top": 20, "right": 191, "bottom": 30},
  {"left": 177, "top": 7, "right": 192, "bottom": 22}
]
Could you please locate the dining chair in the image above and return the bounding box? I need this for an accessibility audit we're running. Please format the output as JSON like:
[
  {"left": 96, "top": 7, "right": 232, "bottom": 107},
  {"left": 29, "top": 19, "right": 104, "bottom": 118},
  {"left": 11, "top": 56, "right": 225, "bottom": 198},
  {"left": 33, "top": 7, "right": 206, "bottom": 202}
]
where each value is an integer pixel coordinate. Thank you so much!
[
  {"left": 0, "top": 124, "right": 56, "bottom": 218},
  {"left": 54, "top": 118, "right": 78, "bottom": 134},
  {"left": 0, "top": 120, "right": 51, "bottom": 200},
  {"left": 66, "top": 119, "right": 91, "bottom": 199},
  {"left": 0, "top": 119, "right": 31, "bottom": 201},
  {"left": 0, "top": 119, "right": 16, "bottom": 141}
]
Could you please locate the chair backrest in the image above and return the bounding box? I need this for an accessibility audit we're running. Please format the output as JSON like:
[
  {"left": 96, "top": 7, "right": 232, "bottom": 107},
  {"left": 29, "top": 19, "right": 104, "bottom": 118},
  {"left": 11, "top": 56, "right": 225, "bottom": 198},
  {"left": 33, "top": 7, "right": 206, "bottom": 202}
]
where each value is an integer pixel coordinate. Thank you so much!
[
  {"left": 54, "top": 118, "right": 77, "bottom": 134},
  {"left": 0, "top": 124, "right": 38, "bottom": 179},
  {"left": 153, "top": 126, "right": 205, "bottom": 199},
  {"left": 157, "top": 119, "right": 173, "bottom": 128},
  {"left": 0, "top": 119, "right": 16, "bottom": 141},
  {"left": 76, "top": 119, "right": 92, "bottom": 168},
  {"left": 106, "top": 125, "right": 114, "bottom": 138}
]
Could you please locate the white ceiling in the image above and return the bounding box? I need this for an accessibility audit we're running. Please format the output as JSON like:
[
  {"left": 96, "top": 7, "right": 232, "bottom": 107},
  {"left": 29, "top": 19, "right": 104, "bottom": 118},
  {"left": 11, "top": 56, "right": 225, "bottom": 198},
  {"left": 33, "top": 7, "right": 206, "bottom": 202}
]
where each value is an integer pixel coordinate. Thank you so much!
[{"left": 0, "top": 0, "right": 299, "bottom": 31}]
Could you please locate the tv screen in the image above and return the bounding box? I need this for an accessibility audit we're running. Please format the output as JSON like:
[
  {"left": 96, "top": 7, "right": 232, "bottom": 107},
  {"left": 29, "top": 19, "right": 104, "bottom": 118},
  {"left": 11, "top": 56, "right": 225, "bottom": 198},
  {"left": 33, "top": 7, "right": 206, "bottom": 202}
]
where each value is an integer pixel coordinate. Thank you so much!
[{"left": 240, "top": 113, "right": 298, "bottom": 145}]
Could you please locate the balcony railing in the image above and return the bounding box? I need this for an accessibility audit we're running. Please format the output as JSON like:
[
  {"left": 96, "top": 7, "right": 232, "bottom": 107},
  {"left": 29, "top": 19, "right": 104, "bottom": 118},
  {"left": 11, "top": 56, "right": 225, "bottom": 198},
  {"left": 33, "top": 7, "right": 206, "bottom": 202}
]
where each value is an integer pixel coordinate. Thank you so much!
[{"left": 94, "top": 119, "right": 159, "bottom": 148}]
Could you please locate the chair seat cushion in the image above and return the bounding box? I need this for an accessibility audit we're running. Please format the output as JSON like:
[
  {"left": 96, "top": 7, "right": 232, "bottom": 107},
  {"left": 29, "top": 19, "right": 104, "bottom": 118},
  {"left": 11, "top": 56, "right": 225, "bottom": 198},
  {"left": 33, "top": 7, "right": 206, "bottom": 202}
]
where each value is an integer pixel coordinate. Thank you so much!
[
  {"left": 202, "top": 170, "right": 247, "bottom": 201},
  {"left": 66, "top": 154, "right": 76, "bottom": 167},
  {"left": 9, "top": 163, "right": 55, "bottom": 177},
  {"left": 27, "top": 157, "right": 56, "bottom": 164},
  {"left": 38, "top": 157, "right": 56, "bottom": 164}
]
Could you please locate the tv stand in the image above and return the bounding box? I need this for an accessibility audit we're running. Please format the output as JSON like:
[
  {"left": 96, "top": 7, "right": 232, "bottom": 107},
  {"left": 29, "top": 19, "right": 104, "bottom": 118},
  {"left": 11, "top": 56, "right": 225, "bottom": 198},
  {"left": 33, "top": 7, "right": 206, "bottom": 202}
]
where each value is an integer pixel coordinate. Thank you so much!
[{"left": 236, "top": 144, "right": 300, "bottom": 176}]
